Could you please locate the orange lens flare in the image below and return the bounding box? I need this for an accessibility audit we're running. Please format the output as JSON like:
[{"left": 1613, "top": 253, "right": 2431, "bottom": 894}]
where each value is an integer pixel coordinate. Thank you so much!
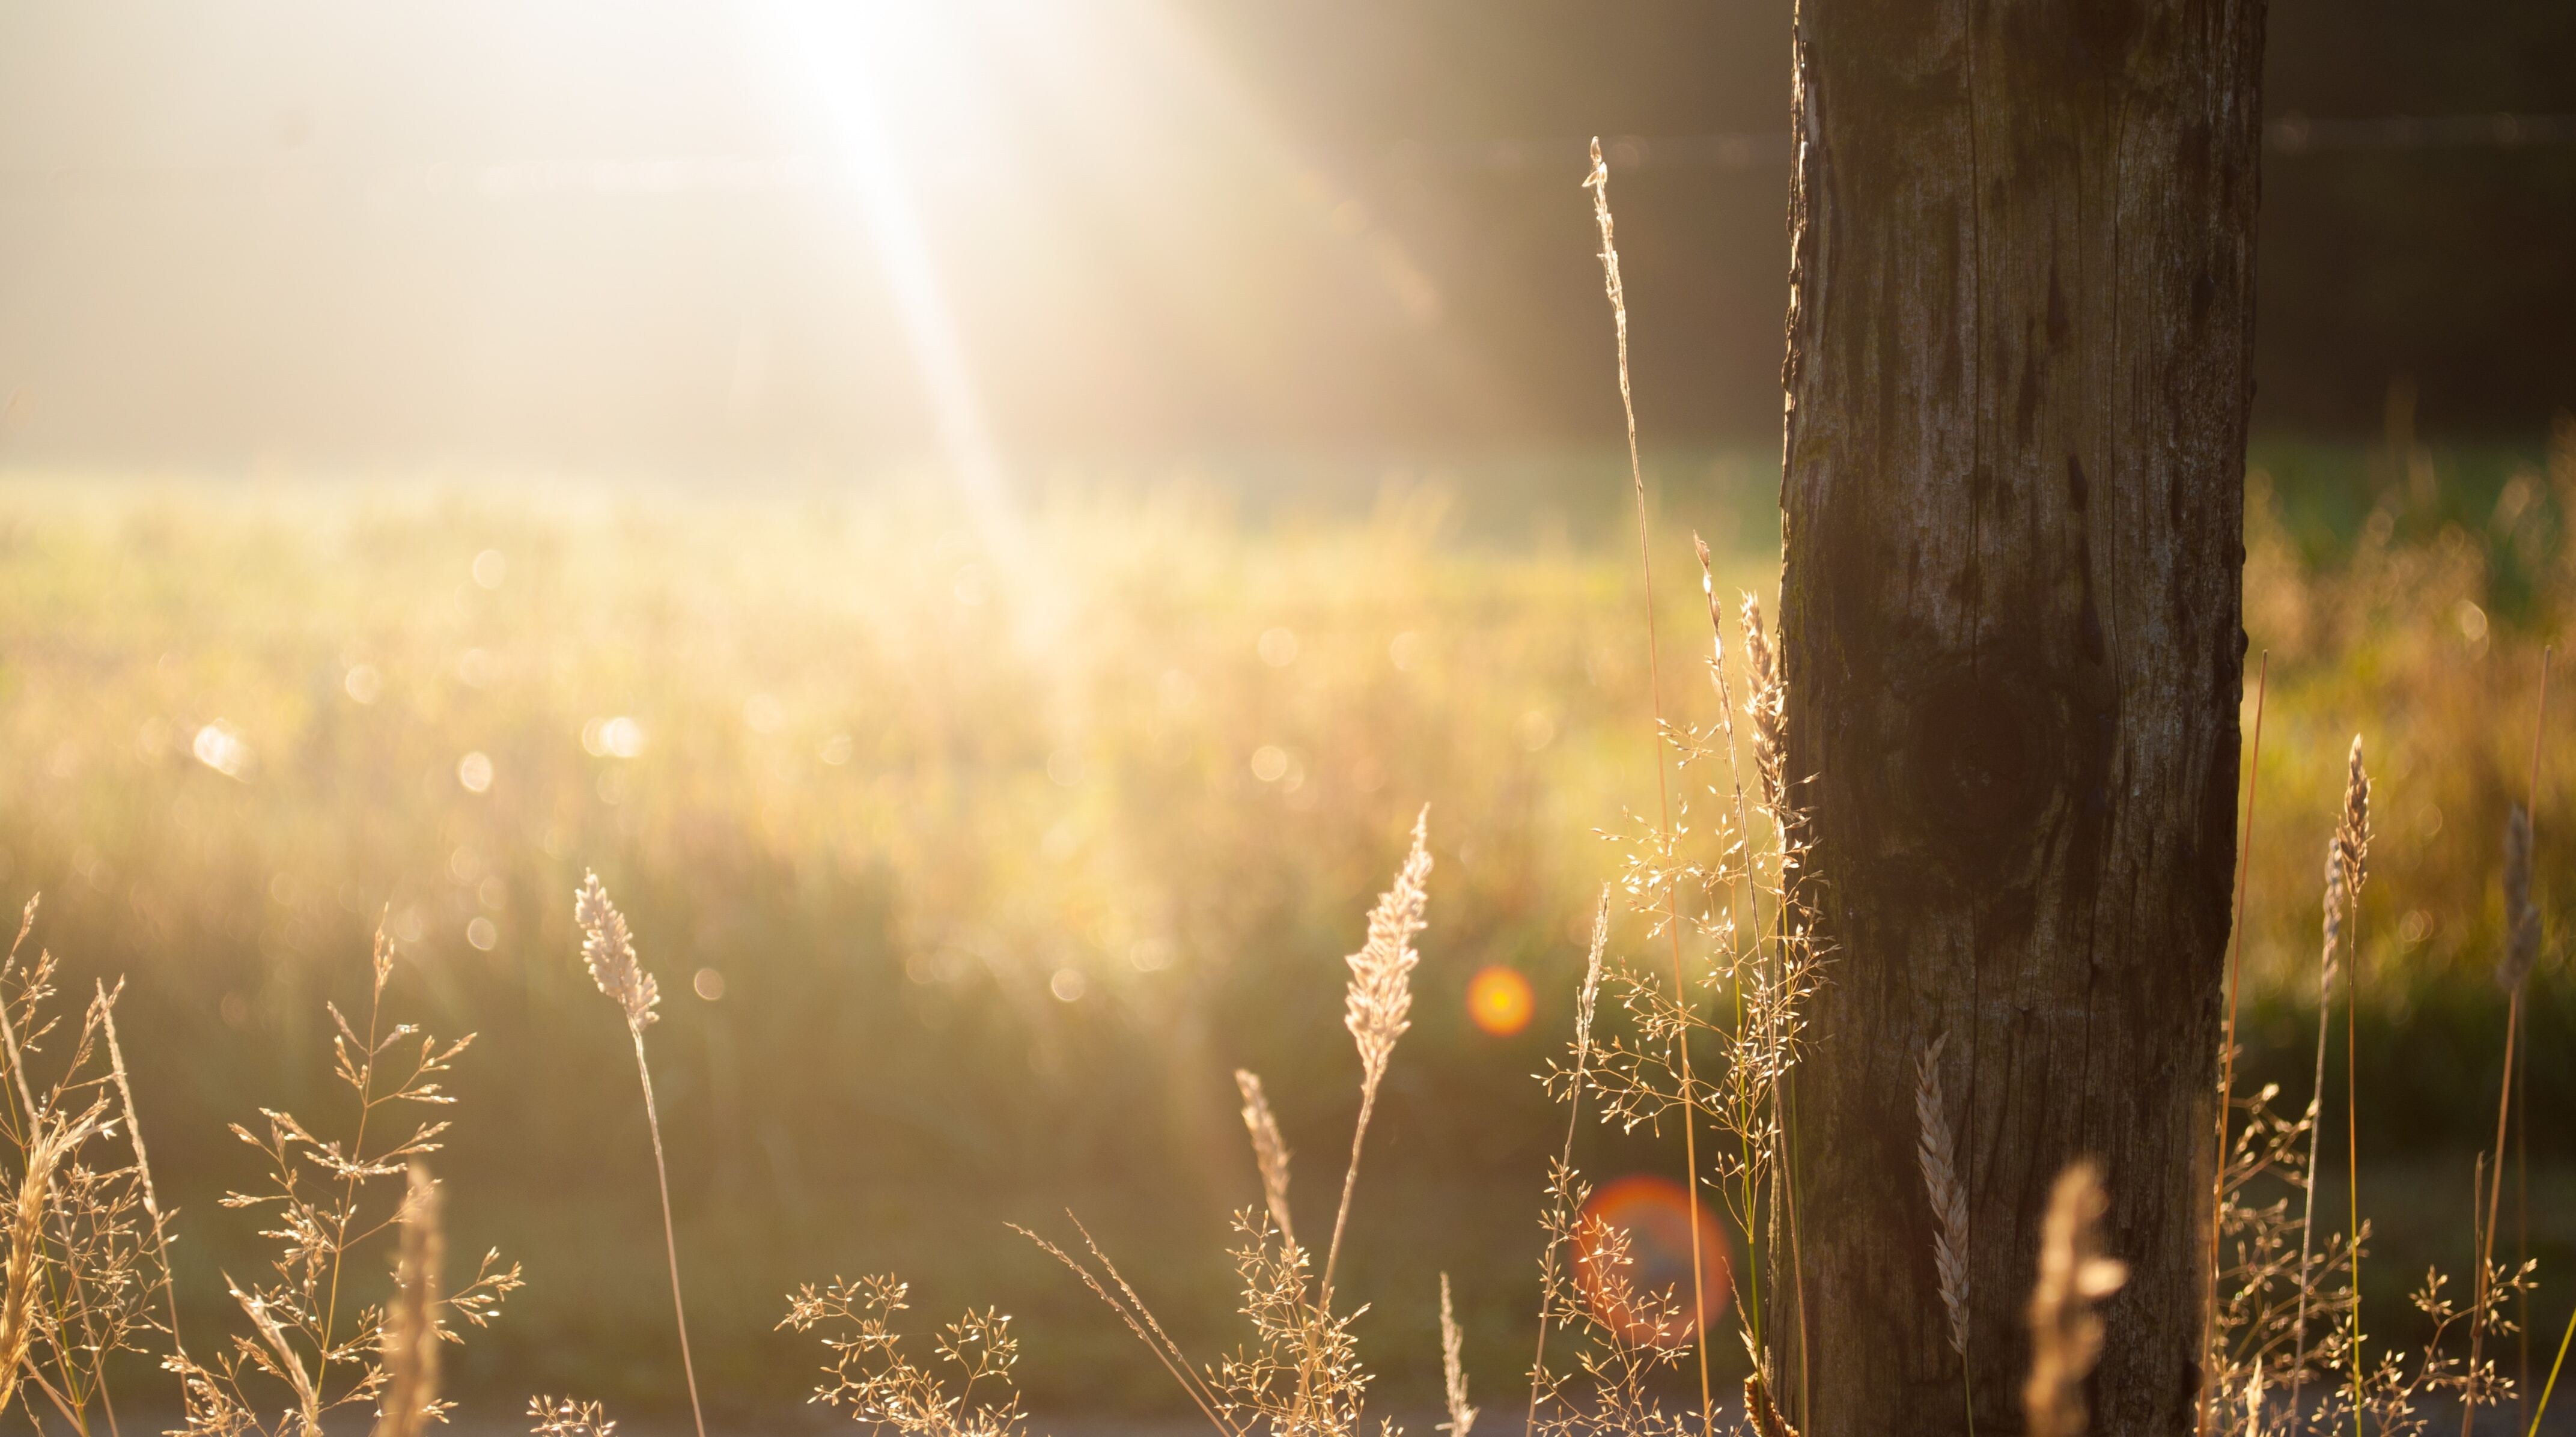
[
  {"left": 1466, "top": 965, "right": 1534, "bottom": 1036},
  {"left": 1574, "top": 1174, "right": 1732, "bottom": 1346}
]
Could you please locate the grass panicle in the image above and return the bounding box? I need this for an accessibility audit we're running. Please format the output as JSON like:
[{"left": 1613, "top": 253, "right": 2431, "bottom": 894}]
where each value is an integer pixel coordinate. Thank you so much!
[
  {"left": 1323, "top": 809, "right": 1432, "bottom": 1306},
  {"left": 528, "top": 1396, "right": 617, "bottom": 1437}
]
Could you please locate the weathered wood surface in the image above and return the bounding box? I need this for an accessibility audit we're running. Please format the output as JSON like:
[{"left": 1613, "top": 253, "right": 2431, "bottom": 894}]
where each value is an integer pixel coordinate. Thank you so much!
[{"left": 1774, "top": 1, "right": 2264, "bottom": 1431}]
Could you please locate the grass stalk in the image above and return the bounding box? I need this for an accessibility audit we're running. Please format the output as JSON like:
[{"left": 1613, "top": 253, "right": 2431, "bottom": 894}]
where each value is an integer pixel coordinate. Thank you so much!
[
  {"left": 2468, "top": 647, "right": 2548, "bottom": 1437},
  {"left": 629, "top": 1033, "right": 707, "bottom": 1437},
  {"left": 1524, "top": 889, "right": 1607, "bottom": 1437},
  {"left": 2199, "top": 651, "right": 2268, "bottom": 1437},
  {"left": 1583, "top": 134, "right": 1715, "bottom": 1437},
  {"left": 574, "top": 874, "right": 707, "bottom": 1437},
  {"left": 2532, "top": 1304, "right": 2575, "bottom": 1437}
]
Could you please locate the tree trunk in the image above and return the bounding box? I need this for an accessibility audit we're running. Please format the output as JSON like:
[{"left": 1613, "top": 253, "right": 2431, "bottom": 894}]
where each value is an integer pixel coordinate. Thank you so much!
[{"left": 1774, "top": 2, "right": 2262, "bottom": 1433}]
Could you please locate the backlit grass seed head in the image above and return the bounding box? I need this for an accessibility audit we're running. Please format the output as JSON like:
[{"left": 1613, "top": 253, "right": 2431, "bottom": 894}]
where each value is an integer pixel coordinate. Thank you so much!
[
  {"left": 1740, "top": 594, "right": 1786, "bottom": 810},
  {"left": 2321, "top": 737, "right": 2370, "bottom": 974},
  {"left": 375, "top": 1163, "right": 443, "bottom": 1437},
  {"left": 2334, "top": 736, "right": 2371, "bottom": 895},
  {"left": 1345, "top": 809, "right": 1431, "bottom": 1089},
  {"left": 1914, "top": 1034, "right": 1971, "bottom": 1360},
  {"left": 574, "top": 872, "right": 659, "bottom": 1031},
  {"left": 2023, "top": 1161, "right": 2127, "bottom": 1437},
  {"left": 2501, "top": 803, "right": 2541, "bottom": 990},
  {"left": 1574, "top": 888, "right": 1608, "bottom": 1063},
  {"left": 1438, "top": 1272, "right": 1476, "bottom": 1437},
  {"left": 528, "top": 1396, "right": 617, "bottom": 1437},
  {"left": 1234, "top": 1069, "right": 1296, "bottom": 1248}
]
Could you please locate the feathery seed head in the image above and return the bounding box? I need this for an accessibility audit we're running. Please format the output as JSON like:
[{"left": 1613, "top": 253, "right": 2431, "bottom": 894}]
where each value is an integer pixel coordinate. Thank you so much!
[
  {"left": 574, "top": 872, "right": 659, "bottom": 1031},
  {"left": 1574, "top": 887, "right": 1609, "bottom": 1063},
  {"left": 2334, "top": 736, "right": 2371, "bottom": 895},
  {"left": 1740, "top": 594, "right": 1786, "bottom": 810},
  {"left": 1913, "top": 1034, "right": 1972, "bottom": 1360},
  {"left": 2321, "top": 838, "right": 2349, "bottom": 982},
  {"left": 1345, "top": 810, "right": 1431, "bottom": 1090},
  {"left": 1437, "top": 1272, "right": 1476, "bottom": 1437},
  {"left": 2502, "top": 803, "right": 2542, "bottom": 990},
  {"left": 2023, "top": 1160, "right": 2127, "bottom": 1437},
  {"left": 1234, "top": 1069, "right": 1295, "bottom": 1247}
]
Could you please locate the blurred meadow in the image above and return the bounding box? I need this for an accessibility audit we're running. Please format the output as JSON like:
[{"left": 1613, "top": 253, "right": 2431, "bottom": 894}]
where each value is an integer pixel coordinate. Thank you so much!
[{"left": 1, "top": 433, "right": 2571, "bottom": 1413}]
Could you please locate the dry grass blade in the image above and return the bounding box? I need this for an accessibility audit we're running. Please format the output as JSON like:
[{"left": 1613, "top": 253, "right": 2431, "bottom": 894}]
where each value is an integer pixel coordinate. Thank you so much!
[
  {"left": 1321, "top": 807, "right": 1432, "bottom": 1306},
  {"left": 1438, "top": 1272, "right": 1476, "bottom": 1437},
  {"left": 101, "top": 977, "right": 186, "bottom": 1367},
  {"left": 2023, "top": 1161, "right": 2127, "bottom": 1437},
  {"left": 1012, "top": 1219, "right": 1235, "bottom": 1437},
  {"left": 373, "top": 1164, "right": 442, "bottom": 1437},
  {"left": 1234, "top": 1071, "right": 1295, "bottom": 1250}
]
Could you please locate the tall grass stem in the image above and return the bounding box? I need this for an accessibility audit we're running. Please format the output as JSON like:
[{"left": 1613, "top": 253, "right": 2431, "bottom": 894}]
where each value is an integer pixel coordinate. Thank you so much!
[
  {"left": 1584, "top": 135, "right": 1714, "bottom": 1433},
  {"left": 2199, "top": 650, "right": 2267, "bottom": 1437}
]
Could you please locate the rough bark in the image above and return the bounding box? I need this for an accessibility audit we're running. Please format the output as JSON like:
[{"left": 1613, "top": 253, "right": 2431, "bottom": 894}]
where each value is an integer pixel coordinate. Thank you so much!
[{"left": 1774, "top": 2, "right": 2262, "bottom": 1433}]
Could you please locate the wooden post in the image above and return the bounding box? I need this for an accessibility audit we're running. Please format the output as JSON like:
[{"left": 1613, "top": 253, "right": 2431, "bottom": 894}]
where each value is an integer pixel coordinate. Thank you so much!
[{"left": 1774, "top": 1, "right": 2264, "bottom": 1431}]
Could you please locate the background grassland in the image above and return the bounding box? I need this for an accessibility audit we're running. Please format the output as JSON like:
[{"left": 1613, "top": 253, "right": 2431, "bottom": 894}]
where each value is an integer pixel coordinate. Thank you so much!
[{"left": 2, "top": 437, "right": 2571, "bottom": 1414}]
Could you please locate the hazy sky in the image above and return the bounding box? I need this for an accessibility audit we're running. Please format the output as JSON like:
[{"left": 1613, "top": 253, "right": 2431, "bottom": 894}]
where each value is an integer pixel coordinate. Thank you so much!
[{"left": 3, "top": 1, "right": 2570, "bottom": 473}]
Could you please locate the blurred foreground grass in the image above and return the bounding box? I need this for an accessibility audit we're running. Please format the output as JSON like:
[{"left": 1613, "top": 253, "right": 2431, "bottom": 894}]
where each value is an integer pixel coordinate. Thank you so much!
[{"left": 4, "top": 438, "right": 2573, "bottom": 1411}]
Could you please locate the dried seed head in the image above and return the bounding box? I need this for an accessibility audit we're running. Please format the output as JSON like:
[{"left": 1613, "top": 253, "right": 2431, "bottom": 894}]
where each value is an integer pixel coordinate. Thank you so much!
[
  {"left": 1437, "top": 1272, "right": 1476, "bottom": 1437},
  {"left": 1234, "top": 1069, "right": 1295, "bottom": 1247},
  {"left": 1345, "top": 810, "right": 1431, "bottom": 1091},
  {"left": 1574, "top": 887, "right": 1609, "bottom": 1064},
  {"left": 1740, "top": 594, "right": 1786, "bottom": 812},
  {"left": 2321, "top": 837, "right": 2349, "bottom": 983},
  {"left": 1914, "top": 1034, "right": 1972, "bottom": 1359},
  {"left": 2023, "top": 1160, "right": 2128, "bottom": 1437},
  {"left": 573, "top": 872, "right": 659, "bottom": 1031},
  {"left": 2501, "top": 803, "right": 2542, "bottom": 990},
  {"left": 2334, "top": 736, "right": 2372, "bottom": 895}
]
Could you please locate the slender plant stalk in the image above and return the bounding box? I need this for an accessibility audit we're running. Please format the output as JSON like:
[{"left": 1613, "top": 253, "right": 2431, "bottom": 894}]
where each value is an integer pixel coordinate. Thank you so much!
[
  {"left": 1526, "top": 889, "right": 1607, "bottom": 1437},
  {"left": 630, "top": 1031, "right": 707, "bottom": 1437},
  {"left": 1319, "top": 810, "right": 1429, "bottom": 1311},
  {"left": 2288, "top": 909, "right": 2336, "bottom": 1416},
  {"left": 101, "top": 982, "right": 189, "bottom": 1411},
  {"left": 2345, "top": 892, "right": 2363, "bottom": 1437},
  {"left": 574, "top": 875, "right": 707, "bottom": 1437},
  {"left": 2532, "top": 1304, "right": 2575, "bottom": 1437},
  {"left": 2295, "top": 738, "right": 2369, "bottom": 1425},
  {"left": 2468, "top": 647, "right": 2549, "bottom": 1437},
  {"left": 1583, "top": 135, "right": 1714, "bottom": 1433},
  {"left": 2520, "top": 649, "right": 2550, "bottom": 1430},
  {"left": 2199, "top": 651, "right": 2268, "bottom": 1437},
  {"left": 318, "top": 949, "right": 391, "bottom": 1403}
]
